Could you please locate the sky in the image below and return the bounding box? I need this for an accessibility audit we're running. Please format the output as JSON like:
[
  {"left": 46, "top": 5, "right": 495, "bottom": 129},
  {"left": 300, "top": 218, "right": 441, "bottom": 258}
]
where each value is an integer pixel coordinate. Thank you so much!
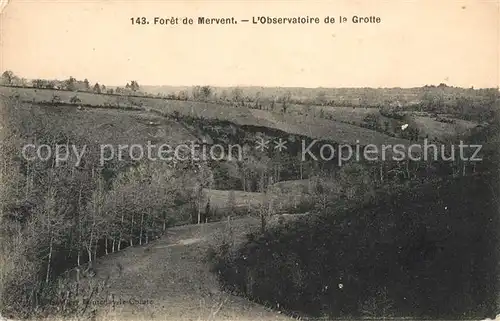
[{"left": 0, "top": 0, "right": 498, "bottom": 88}]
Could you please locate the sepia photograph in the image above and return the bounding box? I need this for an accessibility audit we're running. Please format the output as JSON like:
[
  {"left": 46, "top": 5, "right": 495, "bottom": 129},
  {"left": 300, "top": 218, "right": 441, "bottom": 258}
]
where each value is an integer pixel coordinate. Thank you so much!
[{"left": 0, "top": 1, "right": 499, "bottom": 320}]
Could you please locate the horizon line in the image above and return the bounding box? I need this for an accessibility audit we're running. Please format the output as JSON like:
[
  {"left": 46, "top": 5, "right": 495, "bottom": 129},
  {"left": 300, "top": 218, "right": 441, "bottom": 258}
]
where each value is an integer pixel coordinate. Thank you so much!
[{"left": 4, "top": 70, "right": 499, "bottom": 91}]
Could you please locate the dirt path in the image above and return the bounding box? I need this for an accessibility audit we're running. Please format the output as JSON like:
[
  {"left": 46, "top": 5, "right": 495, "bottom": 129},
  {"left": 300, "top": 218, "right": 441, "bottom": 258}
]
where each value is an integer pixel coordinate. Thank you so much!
[{"left": 89, "top": 218, "right": 292, "bottom": 321}]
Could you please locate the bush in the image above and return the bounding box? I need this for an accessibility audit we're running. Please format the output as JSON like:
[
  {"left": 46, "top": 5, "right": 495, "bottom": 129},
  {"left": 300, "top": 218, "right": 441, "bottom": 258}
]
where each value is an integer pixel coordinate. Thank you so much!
[
  {"left": 206, "top": 219, "right": 238, "bottom": 268},
  {"left": 69, "top": 95, "right": 81, "bottom": 104}
]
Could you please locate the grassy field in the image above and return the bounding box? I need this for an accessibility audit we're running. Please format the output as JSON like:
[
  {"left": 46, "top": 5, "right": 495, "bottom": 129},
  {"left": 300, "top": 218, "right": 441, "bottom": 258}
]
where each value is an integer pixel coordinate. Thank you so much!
[
  {"left": 4, "top": 99, "right": 198, "bottom": 154},
  {"left": 288, "top": 104, "right": 380, "bottom": 124},
  {"left": 269, "top": 179, "right": 313, "bottom": 194},
  {"left": 292, "top": 105, "right": 480, "bottom": 141},
  {"left": 248, "top": 108, "right": 407, "bottom": 146},
  {"left": 203, "top": 189, "right": 264, "bottom": 211},
  {"left": 411, "top": 115, "right": 478, "bottom": 140},
  {"left": 203, "top": 184, "right": 311, "bottom": 216}
]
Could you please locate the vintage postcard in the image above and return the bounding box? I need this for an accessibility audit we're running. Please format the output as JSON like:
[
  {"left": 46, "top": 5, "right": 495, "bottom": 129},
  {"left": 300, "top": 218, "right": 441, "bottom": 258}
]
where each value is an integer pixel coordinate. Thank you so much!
[{"left": 0, "top": 1, "right": 499, "bottom": 320}]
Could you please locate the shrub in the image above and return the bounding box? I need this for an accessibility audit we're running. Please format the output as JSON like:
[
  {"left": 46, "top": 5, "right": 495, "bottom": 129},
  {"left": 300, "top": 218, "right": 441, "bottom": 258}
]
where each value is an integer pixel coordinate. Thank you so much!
[{"left": 69, "top": 95, "right": 81, "bottom": 104}]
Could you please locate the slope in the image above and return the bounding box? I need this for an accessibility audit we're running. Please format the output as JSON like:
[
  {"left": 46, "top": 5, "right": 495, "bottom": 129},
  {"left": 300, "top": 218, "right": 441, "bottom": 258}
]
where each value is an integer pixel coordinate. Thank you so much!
[
  {"left": 214, "top": 174, "right": 500, "bottom": 319},
  {"left": 82, "top": 218, "right": 292, "bottom": 321}
]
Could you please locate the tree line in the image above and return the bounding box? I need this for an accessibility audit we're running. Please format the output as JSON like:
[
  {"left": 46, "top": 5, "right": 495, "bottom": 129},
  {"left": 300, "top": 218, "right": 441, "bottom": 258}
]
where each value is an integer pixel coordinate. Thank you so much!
[
  {"left": 1, "top": 70, "right": 141, "bottom": 96},
  {"left": 3, "top": 70, "right": 497, "bottom": 122}
]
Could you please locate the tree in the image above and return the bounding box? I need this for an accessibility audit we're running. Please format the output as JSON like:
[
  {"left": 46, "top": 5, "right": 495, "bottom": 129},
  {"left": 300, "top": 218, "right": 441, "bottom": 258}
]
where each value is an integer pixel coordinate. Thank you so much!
[
  {"left": 363, "top": 114, "right": 381, "bottom": 130},
  {"left": 281, "top": 91, "right": 292, "bottom": 113},
  {"left": 70, "top": 95, "right": 81, "bottom": 104},
  {"left": 51, "top": 94, "right": 61, "bottom": 104},
  {"left": 421, "top": 89, "right": 445, "bottom": 112},
  {"left": 201, "top": 86, "right": 212, "bottom": 101},
  {"left": 383, "top": 121, "right": 390, "bottom": 133},
  {"left": 339, "top": 163, "right": 376, "bottom": 202},
  {"left": 219, "top": 90, "right": 228, "bottom": 102},
  {"left": 46, "top": 81, "right": 56, "bottom": 89},
  {"left": 32, "top": 79, "right": 44, "bottom": 88},
  {"left": 83, "top": 177, "right": 106, "bottom": 263},
  {"left": 65, "top": 77, "right": 77, "bottom": 91},
  {"left": 93, "top": 83, "right": 101, "bottom": 94},
  {"left": 192, "top": 85, "right": 213, "bottom": 101},
  {"left": 257, "top": 186, "right": 277, "bottom": 233},
  {"left": 191, "top": 86, "right": 202, "bottom": 101},
  {"left": 19, "top": 78, "right": 29, "bottom": 87},
  {"left": 1, "top": 70, "right": 15, "bottom": 85},
  {"left": 83, "top": 79, "right": 90, "bottom": 91},
  {"left": 282, "top": 101, "right": 288, "bottom": 113},
  {"left": 231, "top": 87, "right": 243, "bottom": 103},
  {"left": 227, "top": 190, "right": 236, "bottom": 214},
  {"left": 270, "top": 100, "right": 276, "bottom": 111},
  {"left": 130, "top": 81, "right": 140, "bottom": 92},
  {"left": 177, "top": 90, "right": 188, "bottom": 100}
]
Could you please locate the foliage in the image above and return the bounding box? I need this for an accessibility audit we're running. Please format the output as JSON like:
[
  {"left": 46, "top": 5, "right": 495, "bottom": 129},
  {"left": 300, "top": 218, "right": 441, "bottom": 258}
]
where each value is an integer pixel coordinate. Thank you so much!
[
  {"left": 93, "top": 83, "right": 101, "bottom": 94},
  {"left": 1, "top": 70, "right": 15, "bottom": 85},
  {"left": 212, "top": 175, "right": 499, "bottom": 319},
  {"left": 65, "top": 77, "right": 77, "bottom": 91},
  {"left": 0, "top": 104, "right": 201, "bottom": 318}
]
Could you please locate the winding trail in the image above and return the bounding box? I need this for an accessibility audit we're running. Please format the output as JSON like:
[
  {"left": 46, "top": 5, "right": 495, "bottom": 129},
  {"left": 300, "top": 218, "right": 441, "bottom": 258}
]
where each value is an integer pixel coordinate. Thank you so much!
[{"left": 89, "top": 217, "right": 292, "bottom": 321}]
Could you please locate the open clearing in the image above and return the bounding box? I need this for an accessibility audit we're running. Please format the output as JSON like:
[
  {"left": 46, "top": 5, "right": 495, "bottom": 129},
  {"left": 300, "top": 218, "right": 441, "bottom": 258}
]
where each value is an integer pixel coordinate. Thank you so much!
[
  {"left": 411, "top": 115, "right": 478, "bottom": 140},
  {"left": 202, "top": 182, "right": 312, "bottom": 214},
  {"left": 248, "top": 108, "right": 407, "bottom": 146},
  {"left": 293, "top": 105, "right": 381, "bottom": 125}
]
